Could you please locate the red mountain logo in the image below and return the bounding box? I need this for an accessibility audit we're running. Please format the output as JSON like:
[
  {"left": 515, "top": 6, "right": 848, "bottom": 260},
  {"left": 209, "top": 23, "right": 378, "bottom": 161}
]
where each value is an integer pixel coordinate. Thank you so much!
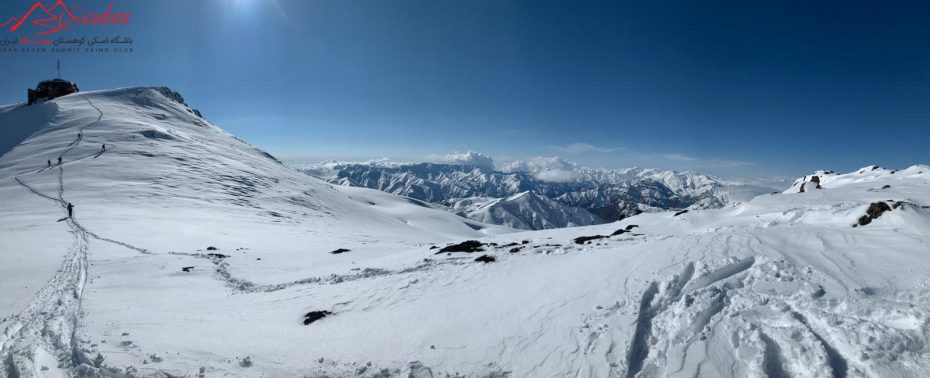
[{"left": 0, "top": 0, "right": 130, "bottom": 35}]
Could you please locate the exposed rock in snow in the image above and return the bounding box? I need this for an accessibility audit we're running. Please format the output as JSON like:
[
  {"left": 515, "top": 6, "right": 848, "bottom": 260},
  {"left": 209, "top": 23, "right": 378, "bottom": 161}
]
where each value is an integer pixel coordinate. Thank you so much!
[
  {"left": 856, "top": 200, "right": 905, "bottom": 226},
  {"left": 302, "top": 311, "right": 333, "bottom": 325},
  {"left": 785, "top": 165, "right": 930, "bottom": 194},
  {"left": 436, "top": 240, "right": 485, "bottom": 253}
]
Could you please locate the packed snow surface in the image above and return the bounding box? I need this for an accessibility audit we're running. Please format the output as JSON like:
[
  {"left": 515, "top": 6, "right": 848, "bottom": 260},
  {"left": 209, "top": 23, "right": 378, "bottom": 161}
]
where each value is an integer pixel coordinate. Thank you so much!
[{"left": 2, "top": 88, "right": 930, "bottom": 377}]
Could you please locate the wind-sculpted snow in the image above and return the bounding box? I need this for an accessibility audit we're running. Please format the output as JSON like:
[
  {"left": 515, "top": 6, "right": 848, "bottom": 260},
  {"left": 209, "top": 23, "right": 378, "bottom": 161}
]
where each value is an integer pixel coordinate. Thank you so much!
[{"left": 2, "top": 88, "right": 930, "bottom": 376}]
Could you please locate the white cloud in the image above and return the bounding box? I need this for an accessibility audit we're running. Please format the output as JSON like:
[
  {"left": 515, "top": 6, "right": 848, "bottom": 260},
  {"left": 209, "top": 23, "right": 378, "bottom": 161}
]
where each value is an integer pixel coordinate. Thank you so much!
[
  {"left": 533, "top": 169, "right": 576, "bottom": 182},
  {"left": 433, "top": 151, "right": 495, "bottom": 171},
  {"left": 658, "top": 153, "right": 754, "bottom": 168},
  {"left": 660, "top": 153, "right": 699, "bottom": 162},
  {"left": 553, "top": 142, "right": 624, "bottom": 154},
  {"left": 505, "top": 156, "right": 576, "bottom": 173},
  {"left": 703, "top": 160, "right": 756, "bottom": 168},
  {"left": 504, "top": 156, "right": 580, "bottom": 182}
]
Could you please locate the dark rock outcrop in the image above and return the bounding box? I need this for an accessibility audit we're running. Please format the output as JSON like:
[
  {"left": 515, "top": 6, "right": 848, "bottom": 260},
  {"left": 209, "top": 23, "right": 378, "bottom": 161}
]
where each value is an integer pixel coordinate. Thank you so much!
[
  {"left": 474, "top": 255, "right": 496, "bottom": 263},
  {"left": 574, "top": 235, "right": 607, "bottom": 245},
  {"left": 856, "top": 201, "right": 903, "bottom": 226},
  {"left": 436, "top": 240, "right": 485, "bottom": 253},
  {"left": 303, "top": 311, "right": 333, "bottom": 325},
  {"left": 611, "top": 229, "right": 628, "bottom": 236}
]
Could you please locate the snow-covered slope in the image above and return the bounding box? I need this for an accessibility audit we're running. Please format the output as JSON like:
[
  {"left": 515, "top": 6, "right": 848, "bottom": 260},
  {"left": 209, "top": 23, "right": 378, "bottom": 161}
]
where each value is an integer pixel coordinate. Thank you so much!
[
  {"left": 0, "top": 88, "right": 508, "bottom": 377},
  {"left": 783, "top": 165, "right": 929, "bottom": 195},
  {"left": 2, "top": 88, "right": 930, "bottom": 377},
  {"left": 446, "top": 191, "right": 603, "bottom": 230},
  {"left": 304, "top": 161, "right": 778, "bottom": 228}
]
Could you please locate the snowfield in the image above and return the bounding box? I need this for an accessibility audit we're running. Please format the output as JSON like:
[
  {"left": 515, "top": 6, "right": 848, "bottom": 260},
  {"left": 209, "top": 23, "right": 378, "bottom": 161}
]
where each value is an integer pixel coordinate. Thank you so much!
[{"left": 1, "top": 88, "right": 929, "bottom": 377}]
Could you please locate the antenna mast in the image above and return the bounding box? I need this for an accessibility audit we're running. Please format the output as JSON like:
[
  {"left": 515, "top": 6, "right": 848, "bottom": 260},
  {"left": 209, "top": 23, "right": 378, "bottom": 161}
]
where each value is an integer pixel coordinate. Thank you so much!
[{"left": 57, "top": 60, "right": 61, "bottom": 79}]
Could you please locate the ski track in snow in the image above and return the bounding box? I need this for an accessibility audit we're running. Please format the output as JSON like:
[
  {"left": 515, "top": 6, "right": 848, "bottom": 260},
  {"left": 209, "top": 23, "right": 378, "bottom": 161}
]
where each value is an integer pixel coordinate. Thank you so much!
[
  {"left": 173, "top": 251, "right": 475, "bottom": 294},
  {"left": 0, "top": 98, "right": 134, "bottom": 376},
  {"left": 3, "top": 96, "right": 466, "bottom": 376},
  {"left": 759, "top": 332, "right": 788, "bottom": 378},
  {"left": 0, "top": 99, "right": 103, "bottom": 376},
  {"left": 571, "top": 227, "right": 930, "bottom": 378},
  {"left": 604, "top": 248, "right": 927, "bottom": 378}
]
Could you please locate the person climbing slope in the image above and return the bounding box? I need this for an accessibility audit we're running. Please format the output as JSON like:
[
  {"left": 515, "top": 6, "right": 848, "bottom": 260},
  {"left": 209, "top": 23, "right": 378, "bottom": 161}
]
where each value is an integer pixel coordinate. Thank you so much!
[
  {"left": 67, "top": 203, "right": 74, "bottom": 218},
  {"left": 47, "top": 159, "right": 51, "bottom": 167},
  {"left": 57, "top": 156, "right": 62, "bottom": 165}
]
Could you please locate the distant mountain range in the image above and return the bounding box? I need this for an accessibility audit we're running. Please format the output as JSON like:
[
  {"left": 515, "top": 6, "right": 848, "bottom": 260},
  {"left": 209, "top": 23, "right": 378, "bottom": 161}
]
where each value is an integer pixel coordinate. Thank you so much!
[{"left": 301, "top": 159, "right": 785, "bottom": 230}]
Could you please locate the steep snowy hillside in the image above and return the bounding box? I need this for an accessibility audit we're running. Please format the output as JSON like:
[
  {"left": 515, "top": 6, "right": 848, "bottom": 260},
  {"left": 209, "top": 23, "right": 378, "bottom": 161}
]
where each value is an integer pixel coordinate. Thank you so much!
[
  {"left": 445, "top": 191, "right": 603, "bottom": 230},
  {"left": 0, "top": 88, "right": 508, "bottom": 377},
  {"left": 2, "top": 88, "right": 930, "bottom": 378},
  {"left": 303, "top": 160, "right": 779, "bottom": 227}
]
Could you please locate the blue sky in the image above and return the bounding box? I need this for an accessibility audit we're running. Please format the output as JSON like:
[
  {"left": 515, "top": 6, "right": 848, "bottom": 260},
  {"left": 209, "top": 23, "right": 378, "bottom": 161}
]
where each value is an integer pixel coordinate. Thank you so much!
[{"left": 1, "top": 0, "right": 929, "bottom": 178}]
